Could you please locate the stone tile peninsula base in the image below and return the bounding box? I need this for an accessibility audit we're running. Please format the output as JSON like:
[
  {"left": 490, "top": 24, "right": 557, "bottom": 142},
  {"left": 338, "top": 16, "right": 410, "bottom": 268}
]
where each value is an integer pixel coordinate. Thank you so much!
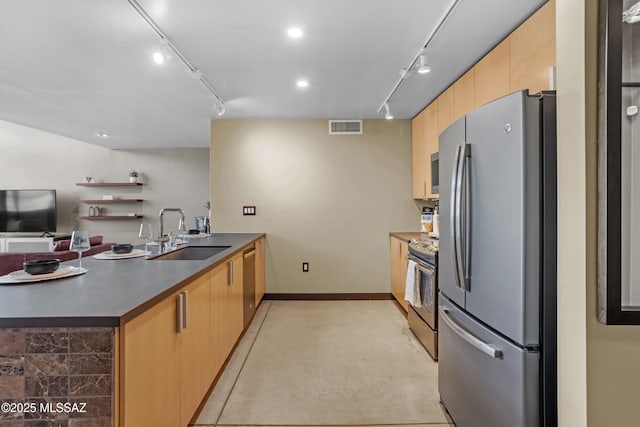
[{"left": 0, "top": 327, "right": 115, "bottom": 427}]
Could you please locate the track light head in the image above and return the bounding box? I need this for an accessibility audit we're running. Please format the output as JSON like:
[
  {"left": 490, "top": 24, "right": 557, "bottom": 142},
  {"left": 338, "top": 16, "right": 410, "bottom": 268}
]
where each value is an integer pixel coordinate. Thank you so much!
[
  {"left": 417, "top": 53, "right": 431, "bottom": 74},
  {"left": 384, "top": 103, "right": 394, "bottom": 120},
  {"left": 214, "top": 100, "right": 226, "bottom": 117}
]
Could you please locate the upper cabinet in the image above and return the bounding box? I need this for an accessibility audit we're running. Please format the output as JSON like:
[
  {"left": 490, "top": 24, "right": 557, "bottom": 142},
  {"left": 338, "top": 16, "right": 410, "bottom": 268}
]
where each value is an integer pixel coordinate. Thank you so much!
[
  {"left": 411, "top": 105, "right": 438, "bottom": 200},
  {"left": 437, "top": 86, "right": 455, "bottom": 134},
  {"left": 423, "top": 103, "right": 439, "bottom": 199},
  {"left": 509, "top": 0, "right": 556, "bottom": 95},
  {"left": 412, "top": 110, "right": 426, "bottom": 199},
  {"left": 474, "top": 38, "right": 511, "bottom": 108},
  {"left": 454, "top": 69, "right": 476, "bottom": 121}
]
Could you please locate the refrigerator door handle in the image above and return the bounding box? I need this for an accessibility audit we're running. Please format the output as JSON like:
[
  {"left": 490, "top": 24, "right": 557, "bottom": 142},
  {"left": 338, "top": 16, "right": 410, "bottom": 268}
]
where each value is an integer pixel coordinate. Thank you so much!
[
  {"left": 460, "top": 143, "right": 472, "bottom": 291},
  {"left": 440, "top": 307, "right": 503, "bottom": 359},
  {"left": 450, "top": 145, "right": 462, "bottom": 289},
  {"left": 453, "top": 145, "right": 466, "bottom": 290}
]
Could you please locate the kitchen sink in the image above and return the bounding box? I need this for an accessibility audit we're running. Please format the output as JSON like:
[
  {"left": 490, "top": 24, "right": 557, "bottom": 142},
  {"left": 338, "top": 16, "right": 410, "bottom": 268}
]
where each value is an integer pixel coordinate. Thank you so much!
[{"left": 148, "top": 246, "right": 231, "bottom": 261}]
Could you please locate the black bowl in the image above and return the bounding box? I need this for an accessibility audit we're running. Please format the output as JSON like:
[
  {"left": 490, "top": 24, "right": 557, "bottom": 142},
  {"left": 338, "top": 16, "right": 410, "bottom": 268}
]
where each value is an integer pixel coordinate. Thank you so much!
[
  {"left": 23, "top": 259, "right": 60, "bottom": 275},
  {"left": 111, "top": 244, "right": 134, "bottom": 254}
]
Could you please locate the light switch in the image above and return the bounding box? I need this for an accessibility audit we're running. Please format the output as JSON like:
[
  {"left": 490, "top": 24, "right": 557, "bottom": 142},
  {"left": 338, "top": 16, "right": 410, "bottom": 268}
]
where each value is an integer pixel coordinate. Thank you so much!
[
  {"left": 302, "top": 262, "right": 309, "bottom": 272},
  {"left": 243, "top": 206, "right": 256, "bottom": 215}
]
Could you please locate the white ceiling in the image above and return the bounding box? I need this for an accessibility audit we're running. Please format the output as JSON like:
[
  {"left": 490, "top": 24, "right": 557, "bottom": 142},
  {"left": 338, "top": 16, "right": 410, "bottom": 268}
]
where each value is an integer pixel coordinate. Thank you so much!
[{"left": 0, "top": 0, "right": 546, "bottom": 149}]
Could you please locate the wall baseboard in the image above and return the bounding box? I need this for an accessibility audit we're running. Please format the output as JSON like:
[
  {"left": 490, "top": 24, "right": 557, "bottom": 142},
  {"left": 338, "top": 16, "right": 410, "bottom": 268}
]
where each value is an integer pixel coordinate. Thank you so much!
[{"left": 263, "top": 293, "right": 393, "bottom": 301}]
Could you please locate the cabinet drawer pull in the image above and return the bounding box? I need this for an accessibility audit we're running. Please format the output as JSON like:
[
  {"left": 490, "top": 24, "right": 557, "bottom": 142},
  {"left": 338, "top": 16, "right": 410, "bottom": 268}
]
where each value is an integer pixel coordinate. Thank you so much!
[
  {"left": 176, "top": 293, "right": 184, "bottom": 333},
  {"left": 228, "top": 260, "right": 234, "bottom": 286}
]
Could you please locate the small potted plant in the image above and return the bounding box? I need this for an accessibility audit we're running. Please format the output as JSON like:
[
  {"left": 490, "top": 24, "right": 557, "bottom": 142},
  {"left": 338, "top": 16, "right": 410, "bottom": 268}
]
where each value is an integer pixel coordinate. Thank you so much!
[{"left": 129, "top": 170, "right": 139, "bottom": 183}]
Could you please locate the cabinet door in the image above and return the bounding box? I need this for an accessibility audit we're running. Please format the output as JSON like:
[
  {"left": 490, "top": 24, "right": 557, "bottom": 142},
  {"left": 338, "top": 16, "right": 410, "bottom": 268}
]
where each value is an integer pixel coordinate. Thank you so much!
[
  {"left": 390, "top": 237, "right": 401, "bottom": 301},
  {"left": 123, "top": 294, "right": 181, "bottom": 427},
  {"left": 390, "top": 237, "right": 408, "bottom": 311},
  {"left": 255, "top": 237, "right": 265, "bottom": 306},
  {"left": 437, "top": 86, "right": 455, "bottom": 135},
  {"left": 211, "top": 254, "right": 244, "bottom": 372},
  {"left": 475, "top": 38, "right": 511, "bottom": 107},
  {"left": 423, "top": 103, "right": 439, "bottom": 199},
  {"left": 398, "top": 240, "right": 409, "bottom": 312},
  {"left": 211, "top": 261, "right": 232, "bottom": 374},
  {"left": 454, "top": 68, "right": 476, "bottom": 120},
  {"left": 180, "top": 272, "right": 213, "bottom": 426},
  {"left": 412, "top": 111, "right": 426, "bottom": 199},
  {"left": 509, "top": 0, "right": 555, "bottom": 94},
  {"left": 228, "top": 252, "right": 244, "bottom": 345}
]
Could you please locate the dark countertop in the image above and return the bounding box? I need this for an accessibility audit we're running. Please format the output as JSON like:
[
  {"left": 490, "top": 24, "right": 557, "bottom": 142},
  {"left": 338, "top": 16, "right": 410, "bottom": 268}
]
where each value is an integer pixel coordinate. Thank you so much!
[
  {"left": 0, "top": 233, "right": 264, "bottom": 328},
  {"left": 389, "top": 232, "right": 425, "bottom": 242}
]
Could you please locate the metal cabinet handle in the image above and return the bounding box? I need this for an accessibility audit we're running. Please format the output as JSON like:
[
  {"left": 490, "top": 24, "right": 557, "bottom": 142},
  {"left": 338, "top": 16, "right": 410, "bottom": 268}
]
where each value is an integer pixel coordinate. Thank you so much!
[
  {"left": 439, "top": 307, "right": 502, "bottom": 358},
  {"left": 228, "top": 260, "right": 234, "bottom": 285},
  {"left": 182, "top": 290, "right": 188, "bottom": 330},
  {"left": 176, "top": 293, "right": 184, "bottom": 333}
]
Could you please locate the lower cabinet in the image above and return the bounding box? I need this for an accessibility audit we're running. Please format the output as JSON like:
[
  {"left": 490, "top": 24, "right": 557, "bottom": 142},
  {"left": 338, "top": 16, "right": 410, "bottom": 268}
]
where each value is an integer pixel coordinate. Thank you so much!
[
  {"left": 390, "top": 237, "right": 409, "bottom": 312},
  {"left": 211, "top": 251, "right": 244, "bottom": 375},
  {"left": 121, "top": 242, "right": 262, "bottom": 427},
  {"left": 255, "top": 237, "right": 265, "bottom": 306}
]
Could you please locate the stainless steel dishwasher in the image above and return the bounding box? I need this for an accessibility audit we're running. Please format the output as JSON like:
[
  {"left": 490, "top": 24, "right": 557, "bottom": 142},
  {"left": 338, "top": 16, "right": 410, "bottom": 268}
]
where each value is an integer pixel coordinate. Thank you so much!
[{"left": 243, "top": 244, "right": 256, "bottom": 327}]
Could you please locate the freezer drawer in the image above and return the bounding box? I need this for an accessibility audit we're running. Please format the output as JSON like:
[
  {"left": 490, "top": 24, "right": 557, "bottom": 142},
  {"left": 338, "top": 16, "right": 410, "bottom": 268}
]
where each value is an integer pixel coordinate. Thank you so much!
[{"left": 438, "top": 297, "right": 539, "bottom": 427}]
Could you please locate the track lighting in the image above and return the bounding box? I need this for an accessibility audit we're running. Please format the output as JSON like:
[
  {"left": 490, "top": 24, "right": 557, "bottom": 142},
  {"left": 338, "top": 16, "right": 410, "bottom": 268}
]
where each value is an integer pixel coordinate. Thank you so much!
[
  {"left": 377, "top": 0, "right": 460, "bottom": 117},
  {"left": 384, "top": 103, "right": 394, "bottom": 120},
  {"left": 417, "top": 53, "right": 431, "bottom": 74},
  {"left": 127, "top": 0, "right": 230, "bottom": 115}
]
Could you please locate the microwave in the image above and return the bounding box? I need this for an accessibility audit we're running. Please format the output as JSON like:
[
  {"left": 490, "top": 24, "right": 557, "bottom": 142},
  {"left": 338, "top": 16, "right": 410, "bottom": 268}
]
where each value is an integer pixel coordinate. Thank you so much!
[{"left": 431, "top": 152, "right": 439, "bottom": 194}]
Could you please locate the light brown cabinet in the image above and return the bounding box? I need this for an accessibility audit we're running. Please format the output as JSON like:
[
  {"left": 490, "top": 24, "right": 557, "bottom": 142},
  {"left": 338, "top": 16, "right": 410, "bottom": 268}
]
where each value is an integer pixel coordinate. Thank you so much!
[
  {"left": 179, "top": 273, "right": 214, "bottom": 426},
  {"left": 474, "top": 38, "right": 511, "bottom": 108},
  {"left": 390, "top": 236, "right": 409, "bottom": 312},
  {"left": 122, "top": 288, "right": 183, "bottom": 426},
  {"left": 454, "top": 69, "right": 476, "bottom": 121},
  {"left": 411, "top": 104, "right": 438, "bottom": 200},
  {"left": 211, "top": 252, "right": 244, "bottom": 372},
  {"left": 509, "top": 0, "right": 555, "bottom": 95},
  {"left": 255, "top": 237, "right": 265, "bottom": 306},
  {"left": 120, "top": 240, "right": 264, "bottom": 427},
  {"left": 437, "top": 86, "right": 455, "bottom": 134},
  {"left": 411, "top": 110, "right": 426, "bottom": 199},
  {"left": 122, "top": 271, "right": 215, "bottom": 427}
]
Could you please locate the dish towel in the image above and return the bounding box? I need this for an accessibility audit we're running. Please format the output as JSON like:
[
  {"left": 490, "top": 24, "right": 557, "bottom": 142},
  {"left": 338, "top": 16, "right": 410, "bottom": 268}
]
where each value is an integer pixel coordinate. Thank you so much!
[{"left": 404, "top": 260, "right": 421, "bottom": 307}]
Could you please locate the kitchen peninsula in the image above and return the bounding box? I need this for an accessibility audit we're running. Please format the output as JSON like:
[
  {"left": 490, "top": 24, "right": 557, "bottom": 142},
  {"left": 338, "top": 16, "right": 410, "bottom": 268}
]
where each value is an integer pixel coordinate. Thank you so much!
[{"left": 0, "top": 233, "right": 265, "bottom": 427}]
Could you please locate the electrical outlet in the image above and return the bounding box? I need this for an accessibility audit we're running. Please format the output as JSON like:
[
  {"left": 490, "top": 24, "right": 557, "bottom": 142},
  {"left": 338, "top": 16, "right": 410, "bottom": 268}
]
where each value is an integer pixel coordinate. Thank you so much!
[
  {"left": 302, "top": 262, "right": 309, "bottom": 272},
  {"left": 243, "top": 206, "right": 256, "bottom": 215}
]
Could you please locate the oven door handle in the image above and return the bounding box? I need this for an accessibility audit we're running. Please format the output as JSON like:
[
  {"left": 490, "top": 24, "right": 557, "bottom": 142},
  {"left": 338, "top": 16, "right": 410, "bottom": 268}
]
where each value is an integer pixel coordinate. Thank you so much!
[{"left": 408, "top": 255, "right": 436, "bottom": 275}]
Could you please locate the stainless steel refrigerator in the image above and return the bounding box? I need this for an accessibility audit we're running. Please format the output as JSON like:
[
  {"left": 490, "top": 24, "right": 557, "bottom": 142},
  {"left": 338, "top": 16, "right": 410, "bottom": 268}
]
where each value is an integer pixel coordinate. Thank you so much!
[{"left": 438, "top": 90, "right": 557, "bottom": 427}]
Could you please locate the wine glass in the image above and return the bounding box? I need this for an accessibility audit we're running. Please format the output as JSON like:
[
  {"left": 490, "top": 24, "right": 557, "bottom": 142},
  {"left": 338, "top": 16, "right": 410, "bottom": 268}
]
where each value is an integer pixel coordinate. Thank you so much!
[
  {"left": 70, "top": 231, "right": 90, "bottom": 269},
  {"left": 139, "top": 223, "right": 152, "bottom": 252}
]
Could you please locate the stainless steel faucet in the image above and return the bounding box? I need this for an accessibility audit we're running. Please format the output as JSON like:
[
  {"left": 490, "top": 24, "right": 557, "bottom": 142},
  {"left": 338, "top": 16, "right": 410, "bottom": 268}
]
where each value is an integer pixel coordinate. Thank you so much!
[{"left": 159, "top": 208, "right": 187, "bottom": 239}]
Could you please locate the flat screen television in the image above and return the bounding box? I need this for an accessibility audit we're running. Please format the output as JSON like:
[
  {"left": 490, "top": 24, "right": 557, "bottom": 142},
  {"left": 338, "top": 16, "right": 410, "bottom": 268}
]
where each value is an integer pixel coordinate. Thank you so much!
[{"left": 0, "top": 190, "right": 57, "bottom": 233}]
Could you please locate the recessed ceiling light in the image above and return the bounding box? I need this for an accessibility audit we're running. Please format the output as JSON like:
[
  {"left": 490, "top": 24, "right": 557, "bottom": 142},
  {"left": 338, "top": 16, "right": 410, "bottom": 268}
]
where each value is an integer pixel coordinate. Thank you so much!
[
  {"left": 296, "top": 80, "right": 309, "bottom": 88},
  {"left": 288, "top": 27, "right": 303, "bottom": 38},
  {"left": 96, "top": 132, "right": 109, "bottom": 138},
  {"left": 152, "top": 51, "right": 164, "bottom": 64}
]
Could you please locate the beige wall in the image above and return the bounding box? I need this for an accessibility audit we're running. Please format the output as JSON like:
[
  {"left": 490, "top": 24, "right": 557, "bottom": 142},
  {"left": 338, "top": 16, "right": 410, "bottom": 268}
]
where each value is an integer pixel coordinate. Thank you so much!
[
  {"left": 556, "top": 0, "right": 589, "bottom": 423},
  {"left": 582, "top": 1, "right": 640, "bottom": 426},
  {"left": 557, "top": 0, "right": 640, "bottom": 425},
  {"left": 210, "top": 119, "right": 419, "bottom": 294},
  {"left": 0, "top": 120, "right": 210, "bottom": 244}
]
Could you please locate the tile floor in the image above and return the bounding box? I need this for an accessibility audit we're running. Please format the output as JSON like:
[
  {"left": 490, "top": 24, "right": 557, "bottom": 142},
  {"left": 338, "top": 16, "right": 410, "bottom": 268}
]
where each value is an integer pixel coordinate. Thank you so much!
[{"left": 192, "top": 300, "right": 453, "bottom": 427}]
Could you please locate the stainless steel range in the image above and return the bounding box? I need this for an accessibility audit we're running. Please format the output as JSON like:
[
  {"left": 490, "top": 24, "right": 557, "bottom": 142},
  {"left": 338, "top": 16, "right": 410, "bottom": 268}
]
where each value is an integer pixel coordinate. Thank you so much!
[{"left": 407, "top": 238, "right": 438, "bottom": 360}]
